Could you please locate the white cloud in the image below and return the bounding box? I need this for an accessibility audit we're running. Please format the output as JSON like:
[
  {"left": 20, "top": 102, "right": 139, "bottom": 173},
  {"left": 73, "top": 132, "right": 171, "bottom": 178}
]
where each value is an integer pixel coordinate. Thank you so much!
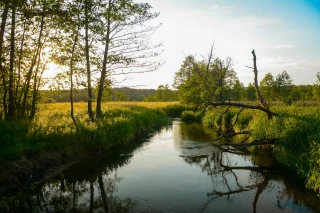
[
  {"left": 210, "top": 4, "right": 219, "bottom": 10},
  {"left": 273, "top": 45, "right": 296, "bottom": 49}
]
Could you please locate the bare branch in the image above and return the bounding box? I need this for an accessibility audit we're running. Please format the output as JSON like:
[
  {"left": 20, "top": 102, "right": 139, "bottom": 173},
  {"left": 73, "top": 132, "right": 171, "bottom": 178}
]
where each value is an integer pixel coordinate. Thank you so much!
[
  {"left": 211, "top": 131, "right": 251, "bottom": 142},
  {"left": 207, "top": 102, "right": 277, "bottom": 116}
]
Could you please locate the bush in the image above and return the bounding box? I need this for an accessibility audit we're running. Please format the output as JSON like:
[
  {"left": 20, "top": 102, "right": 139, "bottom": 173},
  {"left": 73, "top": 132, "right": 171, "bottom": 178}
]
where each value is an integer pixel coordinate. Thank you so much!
[
  {"left": 181, "top": 110, "right": 202, "bottom": 122},
  {"left": 162, "top": 104, "right": 186, "bottom": 118}
]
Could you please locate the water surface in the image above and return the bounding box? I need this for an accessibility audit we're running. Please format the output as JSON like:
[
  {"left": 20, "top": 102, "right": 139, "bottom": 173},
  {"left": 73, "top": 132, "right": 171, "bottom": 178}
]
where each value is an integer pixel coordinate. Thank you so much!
[{"left": 10, "top": 121, "right": 320, "bottom": 212}]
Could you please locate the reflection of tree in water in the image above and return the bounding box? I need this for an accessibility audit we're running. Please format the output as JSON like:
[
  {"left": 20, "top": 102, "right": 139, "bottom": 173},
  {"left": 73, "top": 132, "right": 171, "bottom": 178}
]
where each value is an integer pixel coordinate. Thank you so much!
[
  {"left": 8, "top": 154, "right": 135, "bottom": 213},
  {"left": 181, "top": 150, "right": 320, "bottom": 213},
  {"left": 173, "top": 122, "right": 219, "bottom": 147}
]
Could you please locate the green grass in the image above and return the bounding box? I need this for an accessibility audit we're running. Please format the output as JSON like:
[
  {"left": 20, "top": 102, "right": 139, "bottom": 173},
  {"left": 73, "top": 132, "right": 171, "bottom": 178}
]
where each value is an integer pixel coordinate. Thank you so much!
[
  {"left": 202, "top": 105, "right": 320, "bottom": 196},
  {"left": 0, "top": 102, "right": 180, "bottom": 160}
]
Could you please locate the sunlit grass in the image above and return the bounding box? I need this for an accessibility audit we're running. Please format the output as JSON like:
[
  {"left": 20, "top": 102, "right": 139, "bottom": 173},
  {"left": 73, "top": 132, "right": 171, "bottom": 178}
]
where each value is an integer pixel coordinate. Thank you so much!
[
  {"left": 203, "top": 105, "right": 320, "bottom": 196},
  {"left": 0, "top": 102, "right": 183, "bottom": 161},
  {"left": 38, "top": 101, "right": 179, "bottom": 113}
]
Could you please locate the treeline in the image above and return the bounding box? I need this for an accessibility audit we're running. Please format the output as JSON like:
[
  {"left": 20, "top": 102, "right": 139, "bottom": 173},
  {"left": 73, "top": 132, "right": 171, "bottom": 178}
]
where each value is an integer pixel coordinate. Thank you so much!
[
  {"left": 40, "top": 87, "right": 157, "bottom": 102},
  {"left": 39, "top": 85, "right": 180, "bottom": 103},
  {"left": 173, "top": 55, "right": 320, "bottom": 108}
]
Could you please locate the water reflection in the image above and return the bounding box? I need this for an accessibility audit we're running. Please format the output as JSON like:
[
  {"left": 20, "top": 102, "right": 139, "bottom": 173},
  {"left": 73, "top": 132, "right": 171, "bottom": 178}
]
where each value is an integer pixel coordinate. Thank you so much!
[
  {"left": 8, "top": 140, "right": 141, "bottom": 213},
  {"left": 176, "top": 121, "right": 320, "bottom": 213},
  {"left": 8, "top": 121, "right": 320, "bottom": 213}
]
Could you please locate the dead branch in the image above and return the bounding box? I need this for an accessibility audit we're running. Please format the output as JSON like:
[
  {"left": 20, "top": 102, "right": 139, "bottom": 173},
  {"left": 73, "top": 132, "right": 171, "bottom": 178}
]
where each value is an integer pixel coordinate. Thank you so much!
[
  {"left": 223, "top": 105, "right": 232, "bottom": 114},
  {"left": 211, "top": 131, "right": 251, "bottom": 142},
  {"left": 217, "top": 138, "right": 278, "bottom": 151},
  {"left": 231, "top": 107, "right": 245, "bottom": 127},
  {"left": 251, "top": 50, "right": 272, "bottom": 119},
  {"left": 207, "top": 102, "right": 277, "bottom": 117},
  {"left": 231, "top": 138, "right": 278, "bottom": 149}
]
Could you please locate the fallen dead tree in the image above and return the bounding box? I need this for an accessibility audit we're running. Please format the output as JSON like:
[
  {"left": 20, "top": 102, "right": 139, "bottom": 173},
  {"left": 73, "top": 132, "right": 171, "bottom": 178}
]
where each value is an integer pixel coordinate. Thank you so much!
[{"left": 200, "top": 49, "right": 278, "bottom": 151}]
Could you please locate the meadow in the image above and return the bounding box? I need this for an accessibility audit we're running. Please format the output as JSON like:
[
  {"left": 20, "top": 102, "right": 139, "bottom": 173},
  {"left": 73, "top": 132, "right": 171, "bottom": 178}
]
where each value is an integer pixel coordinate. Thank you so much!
[{"left": 0, "top": 102, "right": 183, "bottom": 160}]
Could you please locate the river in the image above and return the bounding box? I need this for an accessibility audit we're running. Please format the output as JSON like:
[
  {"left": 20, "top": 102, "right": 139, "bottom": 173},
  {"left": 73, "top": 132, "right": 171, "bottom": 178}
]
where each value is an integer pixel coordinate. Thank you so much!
[{"left": 9, "top": 120, "right": 320, "bottom": 212}]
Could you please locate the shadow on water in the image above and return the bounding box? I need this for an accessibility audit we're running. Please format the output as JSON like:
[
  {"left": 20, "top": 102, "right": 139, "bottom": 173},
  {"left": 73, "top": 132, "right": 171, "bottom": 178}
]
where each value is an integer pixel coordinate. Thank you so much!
[
  {"left": 6, "top": 130, "right": 162, "bottom": 213},
  {"left": 7, "top": 121, "right": 320, "bottom": 213}
]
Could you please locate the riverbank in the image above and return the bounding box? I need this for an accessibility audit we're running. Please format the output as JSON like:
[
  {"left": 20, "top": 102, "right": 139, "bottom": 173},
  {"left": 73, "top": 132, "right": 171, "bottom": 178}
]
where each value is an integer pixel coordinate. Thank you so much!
[
  {"left": 195, "top": 105, "right": 320, "bottom": 197},
  {"left": 0, "top": 103, "right": 185, "bottom": 199},
  {"left": 5, "top": 120, "right": 320, "bottom": 213}
]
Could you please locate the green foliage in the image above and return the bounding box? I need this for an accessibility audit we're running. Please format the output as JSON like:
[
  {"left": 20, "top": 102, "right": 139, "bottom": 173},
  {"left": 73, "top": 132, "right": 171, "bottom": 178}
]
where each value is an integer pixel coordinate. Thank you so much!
[
  {"left": 173, "top": 54, "right": 239, "bottom": 110},
  {"left": 144, "top": 85, "right": 178, "bottom": 102},
  {"left": 202, "top": 110, "right": 222, "bottom": 129},
  {"left": 162, "top": 104, "right": 186, "bottom": 118},
  {"left": 202, "top": 105, "right": 320, "bottom": 196},
  {"left": 181, "top": 111, "right": 202, "bottom": 122},
  {"left": 202, "top": 108, "right": 237, "bottom": 133},
  {"left": 232, "top": 110, "right": 253, "bottom": 132},
  {"left": 0, "top": 120, "right": 31, "bottom": 159},
  {"left": 0, "top": 104, "right": 171, "bottom": 160},
  {"left": 306, "top": 141, "right": 320, "bottom": 196}
]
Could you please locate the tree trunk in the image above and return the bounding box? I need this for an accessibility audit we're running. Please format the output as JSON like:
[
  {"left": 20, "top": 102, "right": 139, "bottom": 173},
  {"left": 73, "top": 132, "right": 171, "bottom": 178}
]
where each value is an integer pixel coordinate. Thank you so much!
[
  {"left": 16, "top": 20, "right": 27, "bottom": 116},
  {"left": 0, "top": 1, "right": 9, "bottom": 119},
  {"left": 8, "top": 1, "right": 16, "bottom": 119},
  {"left": 85, "top": 0, "right": 94, "bottom": 121},
  {"left": 21, "top": 12, "right": 45, "bottom": 118},
  {"left": 30, "top": 48, "right": 44, "bottom": 120},
  {"left": 96, "top": 0, "right": 112, "bottom": 118},
  {"left": 251, "top": 50, "right": 271, "bottom": 119},
  {"left": 70, "top": 25, "right": 80, "bottom": 126}
]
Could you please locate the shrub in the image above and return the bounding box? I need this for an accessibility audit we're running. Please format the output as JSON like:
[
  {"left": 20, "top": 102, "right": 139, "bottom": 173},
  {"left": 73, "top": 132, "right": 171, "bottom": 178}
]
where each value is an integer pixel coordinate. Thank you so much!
[{"left": 181, "top": 110, "right": 202, "bottom": 122}]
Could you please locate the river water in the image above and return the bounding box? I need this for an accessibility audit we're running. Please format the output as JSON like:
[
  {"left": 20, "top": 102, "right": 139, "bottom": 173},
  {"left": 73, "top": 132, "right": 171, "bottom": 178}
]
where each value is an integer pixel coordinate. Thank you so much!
[{"left": 10, "top": 121, "right": 320, "bottom": 213}]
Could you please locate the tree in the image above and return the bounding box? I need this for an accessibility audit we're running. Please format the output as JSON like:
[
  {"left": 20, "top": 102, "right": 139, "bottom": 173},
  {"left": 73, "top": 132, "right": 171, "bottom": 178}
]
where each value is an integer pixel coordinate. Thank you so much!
[
  {"left": 312, "top": 72, "right": 320, "bottom": 101},
  {"left": 231, "top": 80, "right": 245, "bottom": 101},
  {"left": 245, "top": 83, "right": 256, "bottom": 101},
  {"left": 260, "top": 73, "right": 275, "bottom": 103},
  {"left": 95, "top": 0, "right": 161, "bottom": 118},
  {"left": 173, "top": 55, "right": 196, "bottom": 89},
  {"left": 275, "top": 70, "right": 293, "bottom": 101},
  {"left": 0, "top": 0, "right": 68, "bottom": 120},
  {"left": 173, "top": 44, "right": 239, "bottom": 110}
]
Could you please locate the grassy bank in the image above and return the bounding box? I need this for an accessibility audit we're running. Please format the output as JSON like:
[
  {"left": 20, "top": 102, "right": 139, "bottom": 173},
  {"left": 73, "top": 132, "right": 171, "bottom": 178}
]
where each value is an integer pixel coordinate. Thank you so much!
[
  {"left": 0, "top": 102, "right": 184, "bottom": 160},
  {"left": 200, "top": 106, "right": 320, "bottom": 196}
]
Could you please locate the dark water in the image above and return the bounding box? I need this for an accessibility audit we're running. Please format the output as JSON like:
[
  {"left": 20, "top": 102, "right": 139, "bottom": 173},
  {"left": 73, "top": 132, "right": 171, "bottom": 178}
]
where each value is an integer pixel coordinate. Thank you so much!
[{"left": 9, "top": 121, "right": 320, "bottom": 213}]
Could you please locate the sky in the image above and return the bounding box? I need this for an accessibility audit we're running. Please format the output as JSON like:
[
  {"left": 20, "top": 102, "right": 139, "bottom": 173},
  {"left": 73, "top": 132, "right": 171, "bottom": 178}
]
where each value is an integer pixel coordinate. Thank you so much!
[{"left": 120, "top": 0, "right": 320, "bottom": 89}]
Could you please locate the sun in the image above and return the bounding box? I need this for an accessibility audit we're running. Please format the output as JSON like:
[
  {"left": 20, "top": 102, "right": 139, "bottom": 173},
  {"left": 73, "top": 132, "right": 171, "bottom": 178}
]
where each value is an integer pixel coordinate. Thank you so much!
[
  {"left": 42, "top": 62, "right": 63, "bottom": 79},
  {"left": 40, "top": 62, "right": 66, "bottom": 90}
]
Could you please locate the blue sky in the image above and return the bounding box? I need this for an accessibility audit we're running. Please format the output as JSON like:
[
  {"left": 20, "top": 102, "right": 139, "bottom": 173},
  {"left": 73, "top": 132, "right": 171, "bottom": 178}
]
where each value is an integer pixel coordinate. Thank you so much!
[{"left": 120, "top": 0, "right": 320, "bottom": 88}]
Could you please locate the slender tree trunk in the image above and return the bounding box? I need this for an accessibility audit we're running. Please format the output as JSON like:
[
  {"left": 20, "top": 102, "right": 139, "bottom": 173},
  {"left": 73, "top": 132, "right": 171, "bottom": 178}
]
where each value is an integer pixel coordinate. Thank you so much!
[
  {"left": 70, "top": 25, "right": 80, "bottom": 126},
  {"left": 84, "top": 0, "right": 94, "bottom": 121},
  {"left": 0, "top": 1, "right": 9, "bottom": 119},
  {"left": 30, "top": 46, "right": 45, "bottom": 120},
  {"left": 251, "top": 50, "right": 271, "bottom": 119},
  {"left": 16, "top": 20, "right": 27, "bottom": 116},
  {"left": 8, "top": 1, "right": 16, "bottom": 119},
  {"left": 96, "top": 0, "right": 112, "bottom": 118},
  {"left": 21, "top": 12, "right": 45, "bottom": 118}
]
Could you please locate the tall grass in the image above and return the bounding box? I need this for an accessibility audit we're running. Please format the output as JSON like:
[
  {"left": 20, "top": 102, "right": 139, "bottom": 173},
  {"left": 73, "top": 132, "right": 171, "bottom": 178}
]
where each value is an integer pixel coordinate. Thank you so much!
[
  {"left": 0, "top": 102, "right": 181, "bottom": 160},
  {"left": 202, "top": 105, "right": 320, "bottom": 196}
]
